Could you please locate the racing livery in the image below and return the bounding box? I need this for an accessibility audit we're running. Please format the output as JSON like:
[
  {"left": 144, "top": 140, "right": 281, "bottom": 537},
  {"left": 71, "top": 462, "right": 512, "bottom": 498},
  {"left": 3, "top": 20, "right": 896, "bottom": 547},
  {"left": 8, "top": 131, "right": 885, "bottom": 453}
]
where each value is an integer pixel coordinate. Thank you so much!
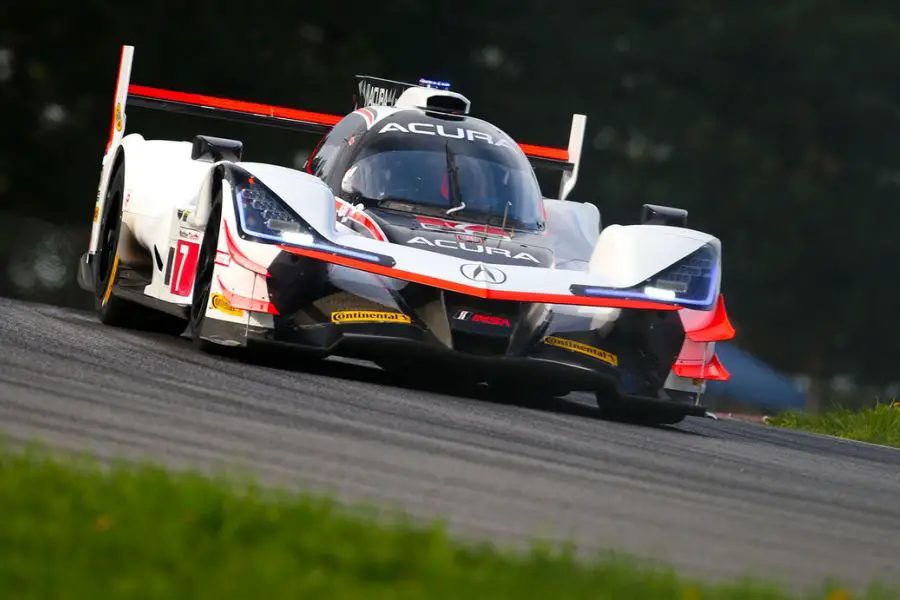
[{"left": 78, "top": 45, "right": 735, "bottom": 425}]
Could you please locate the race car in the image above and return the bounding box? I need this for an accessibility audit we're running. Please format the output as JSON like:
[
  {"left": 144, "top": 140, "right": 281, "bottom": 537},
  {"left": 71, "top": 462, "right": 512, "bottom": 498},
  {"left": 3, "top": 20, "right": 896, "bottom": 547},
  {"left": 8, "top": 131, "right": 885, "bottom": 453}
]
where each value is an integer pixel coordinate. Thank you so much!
[{"left": 77, "top": 45, "right": 735, "bottom": 425}]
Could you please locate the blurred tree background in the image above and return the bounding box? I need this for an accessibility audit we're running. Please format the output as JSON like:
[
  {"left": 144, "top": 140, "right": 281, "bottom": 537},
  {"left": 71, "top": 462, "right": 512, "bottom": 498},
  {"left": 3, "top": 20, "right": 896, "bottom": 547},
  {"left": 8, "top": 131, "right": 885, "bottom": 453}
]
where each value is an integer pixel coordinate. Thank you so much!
[{"left": 2, "top": 0, "right": 899, "bottom": 389}]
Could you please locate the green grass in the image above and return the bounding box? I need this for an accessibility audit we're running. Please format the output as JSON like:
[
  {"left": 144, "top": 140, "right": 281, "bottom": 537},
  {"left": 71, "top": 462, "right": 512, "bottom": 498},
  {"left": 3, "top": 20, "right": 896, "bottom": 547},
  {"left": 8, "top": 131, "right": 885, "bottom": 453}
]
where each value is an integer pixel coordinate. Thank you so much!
[
  {"left": 767, "top": 402, "right": 900, "bottom": 449},
  {"left": 0, "top": 444, "right": 896, "bottom": 600}
]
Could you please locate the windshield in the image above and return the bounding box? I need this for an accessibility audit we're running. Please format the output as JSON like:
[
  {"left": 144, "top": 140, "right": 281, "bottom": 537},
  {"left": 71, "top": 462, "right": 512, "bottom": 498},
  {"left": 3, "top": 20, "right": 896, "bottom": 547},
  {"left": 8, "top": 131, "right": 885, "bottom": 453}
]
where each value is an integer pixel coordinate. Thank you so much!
[{"left": 340, "top": 127, "right": 545, "bottom": 231}]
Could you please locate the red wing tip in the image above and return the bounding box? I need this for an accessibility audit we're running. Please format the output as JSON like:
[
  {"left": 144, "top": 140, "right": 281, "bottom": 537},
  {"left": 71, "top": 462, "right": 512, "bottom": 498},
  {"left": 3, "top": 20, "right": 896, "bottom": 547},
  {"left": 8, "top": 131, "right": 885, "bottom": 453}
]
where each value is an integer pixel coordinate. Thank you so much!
[
  {"left": 686, "top": 294, "right": 736, "bottom": 342},
  {"left": 518, "top": 143, "right": 570, "bottom": 162},
  {"left": 673, "top": 353, "right": 731, "bottom": 381}
]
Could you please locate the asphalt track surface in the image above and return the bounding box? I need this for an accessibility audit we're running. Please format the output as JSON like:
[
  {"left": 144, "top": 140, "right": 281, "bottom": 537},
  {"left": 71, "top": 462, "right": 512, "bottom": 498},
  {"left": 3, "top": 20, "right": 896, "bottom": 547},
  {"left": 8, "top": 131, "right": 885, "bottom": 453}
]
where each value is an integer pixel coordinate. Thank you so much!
[{"left": 2, "top": 296, "right": 900, "bottom": 591}]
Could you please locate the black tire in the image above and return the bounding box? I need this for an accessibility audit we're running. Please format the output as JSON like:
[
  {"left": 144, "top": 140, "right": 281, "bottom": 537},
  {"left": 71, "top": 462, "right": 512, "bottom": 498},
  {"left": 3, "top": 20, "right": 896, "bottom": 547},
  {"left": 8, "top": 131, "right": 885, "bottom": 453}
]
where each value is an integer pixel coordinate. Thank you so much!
[
  {"left": 188, "top": 191, "right": 224, "bottom": 353},
  {"left": 93, "top": 160, "right": 186, "bottom": 336}
]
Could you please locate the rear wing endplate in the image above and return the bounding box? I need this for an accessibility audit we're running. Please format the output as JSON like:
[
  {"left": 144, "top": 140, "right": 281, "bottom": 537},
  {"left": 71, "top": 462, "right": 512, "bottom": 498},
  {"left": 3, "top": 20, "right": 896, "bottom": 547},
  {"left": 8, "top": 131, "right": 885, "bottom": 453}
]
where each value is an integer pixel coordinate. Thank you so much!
[{"left": 104, "top": 45, "right": 586, "bottom": 200}]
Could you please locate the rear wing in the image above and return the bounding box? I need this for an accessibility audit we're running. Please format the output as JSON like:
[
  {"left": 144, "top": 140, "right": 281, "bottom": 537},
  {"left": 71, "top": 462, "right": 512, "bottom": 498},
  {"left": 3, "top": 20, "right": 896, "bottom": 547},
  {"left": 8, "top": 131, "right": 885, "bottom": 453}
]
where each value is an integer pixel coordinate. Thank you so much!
[{"left": 105, "top": 45, "right": 586, "bottom": 200}]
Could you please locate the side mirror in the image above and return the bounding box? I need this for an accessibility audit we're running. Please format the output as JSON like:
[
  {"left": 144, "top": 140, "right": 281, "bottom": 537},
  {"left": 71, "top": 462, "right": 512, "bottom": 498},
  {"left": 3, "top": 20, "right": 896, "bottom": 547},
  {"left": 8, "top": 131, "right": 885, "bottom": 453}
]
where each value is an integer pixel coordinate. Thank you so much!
[
  {"left": 641, "top": 203, "right": 688, "bottom": 227},
  {"left": 191, "top": 135, "right": 243, "bottom": 163}
]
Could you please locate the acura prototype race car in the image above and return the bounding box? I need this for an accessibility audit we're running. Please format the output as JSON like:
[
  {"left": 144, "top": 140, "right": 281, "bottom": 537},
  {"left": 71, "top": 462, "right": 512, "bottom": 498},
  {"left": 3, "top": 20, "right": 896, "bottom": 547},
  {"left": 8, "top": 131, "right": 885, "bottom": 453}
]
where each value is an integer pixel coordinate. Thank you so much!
[{"left": 77, "top": 45, "right": 736, "bottom": 425}]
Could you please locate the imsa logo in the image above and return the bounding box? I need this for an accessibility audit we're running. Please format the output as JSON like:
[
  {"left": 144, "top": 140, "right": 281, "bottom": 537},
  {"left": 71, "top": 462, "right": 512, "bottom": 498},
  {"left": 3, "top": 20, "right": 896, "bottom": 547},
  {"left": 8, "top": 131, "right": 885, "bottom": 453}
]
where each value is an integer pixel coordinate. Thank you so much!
[{"left": 331, "top": 310, "right": 412, "bottom": 324}]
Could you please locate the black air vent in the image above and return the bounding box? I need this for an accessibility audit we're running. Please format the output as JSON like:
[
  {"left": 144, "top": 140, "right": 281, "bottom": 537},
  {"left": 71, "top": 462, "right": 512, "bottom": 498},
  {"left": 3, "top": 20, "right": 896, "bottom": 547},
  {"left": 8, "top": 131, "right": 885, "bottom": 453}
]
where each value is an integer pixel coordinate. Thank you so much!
[{"left": 424, "top": 94, "right": 468, "bottom": 116}]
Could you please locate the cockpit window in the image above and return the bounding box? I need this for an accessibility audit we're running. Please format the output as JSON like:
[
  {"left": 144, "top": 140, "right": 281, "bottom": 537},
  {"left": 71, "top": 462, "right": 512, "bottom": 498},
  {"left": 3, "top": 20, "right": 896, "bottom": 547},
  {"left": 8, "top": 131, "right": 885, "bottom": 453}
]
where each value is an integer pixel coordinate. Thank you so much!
[{"left": 340, "top": 122, "right": 545, "bottom": 231}]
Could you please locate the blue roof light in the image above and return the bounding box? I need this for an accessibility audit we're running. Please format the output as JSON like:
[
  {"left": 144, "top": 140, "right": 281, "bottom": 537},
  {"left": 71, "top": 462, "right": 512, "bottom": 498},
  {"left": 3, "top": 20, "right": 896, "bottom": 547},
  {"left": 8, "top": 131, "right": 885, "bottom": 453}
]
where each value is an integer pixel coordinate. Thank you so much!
[{"left": 418, "top": 78, "right": 451, "bottom": 90}]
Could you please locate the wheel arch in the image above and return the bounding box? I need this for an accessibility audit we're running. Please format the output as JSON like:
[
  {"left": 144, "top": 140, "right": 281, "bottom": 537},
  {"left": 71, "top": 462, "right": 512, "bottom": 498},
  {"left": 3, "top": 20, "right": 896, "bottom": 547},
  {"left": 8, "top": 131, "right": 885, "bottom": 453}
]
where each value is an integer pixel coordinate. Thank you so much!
[
  {"left": 104, "top": 141, "right": 147, "bottom": 268},
  {"left": 189, "top": 161, "right": 235, "bottom": 233}
]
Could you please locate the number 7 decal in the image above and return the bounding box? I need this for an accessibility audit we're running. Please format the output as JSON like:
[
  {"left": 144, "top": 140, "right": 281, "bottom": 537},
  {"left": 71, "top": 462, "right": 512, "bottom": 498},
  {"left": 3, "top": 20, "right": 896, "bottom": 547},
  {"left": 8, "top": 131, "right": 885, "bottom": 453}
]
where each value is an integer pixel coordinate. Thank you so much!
[{"left": 170, "top": 240, "right": 200, "bottom": 297}]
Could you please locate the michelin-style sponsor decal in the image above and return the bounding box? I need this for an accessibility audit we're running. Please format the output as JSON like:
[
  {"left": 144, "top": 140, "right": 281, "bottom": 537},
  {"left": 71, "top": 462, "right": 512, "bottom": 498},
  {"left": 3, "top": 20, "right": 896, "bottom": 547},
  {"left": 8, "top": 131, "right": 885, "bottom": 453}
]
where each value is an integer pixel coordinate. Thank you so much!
[
  {"left": 543, "top": 336, "right": 619, "bottom": 367},
  {"left": 408, "top": 237, "right": 538, "bottom": 263},
  {"left": 115, "top": 102, "right": 123, "bottom": 132},
  {"left": 377, "top": 122, "right": 516, "bottom": 149},
  {"left": 178, "top": 226, "right": 201, "bottom": 242},
  {"left": 331, "top": 310, "right": 412, "bottom": 324},
  {"left": 211, "top": 293, "right": 244, "bottom": 317}
]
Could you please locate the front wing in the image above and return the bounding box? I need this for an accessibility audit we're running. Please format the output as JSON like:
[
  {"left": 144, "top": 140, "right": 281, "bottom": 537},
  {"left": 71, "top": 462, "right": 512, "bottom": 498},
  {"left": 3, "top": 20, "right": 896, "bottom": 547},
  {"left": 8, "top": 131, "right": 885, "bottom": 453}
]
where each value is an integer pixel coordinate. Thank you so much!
[{"left": 198, "top": 191, "right": 713, "bottom": 402}]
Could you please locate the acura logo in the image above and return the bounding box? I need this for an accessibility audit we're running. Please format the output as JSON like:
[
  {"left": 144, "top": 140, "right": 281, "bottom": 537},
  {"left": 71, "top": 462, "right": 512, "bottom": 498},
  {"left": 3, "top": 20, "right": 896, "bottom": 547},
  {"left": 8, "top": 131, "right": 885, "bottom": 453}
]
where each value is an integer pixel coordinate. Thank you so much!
[{"left": 460, "top": 263, "right": 507, "bottom": 284}]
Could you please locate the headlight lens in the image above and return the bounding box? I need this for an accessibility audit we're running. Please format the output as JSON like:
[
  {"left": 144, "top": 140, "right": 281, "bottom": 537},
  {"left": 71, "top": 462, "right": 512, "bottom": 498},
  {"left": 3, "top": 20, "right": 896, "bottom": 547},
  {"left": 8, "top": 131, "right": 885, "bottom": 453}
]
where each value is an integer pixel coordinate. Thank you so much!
[
  {"left": 228, "top": 173, "right": 396, "bottom": 267},
  {"left": 640, "top": 243, "right": 718, "bottom": 308},
  {"left": 572, "top": 243, "right": 719, "bottom": 309},
  {"left": 233, "top": 181, "right": 314, "bottom": 246}
]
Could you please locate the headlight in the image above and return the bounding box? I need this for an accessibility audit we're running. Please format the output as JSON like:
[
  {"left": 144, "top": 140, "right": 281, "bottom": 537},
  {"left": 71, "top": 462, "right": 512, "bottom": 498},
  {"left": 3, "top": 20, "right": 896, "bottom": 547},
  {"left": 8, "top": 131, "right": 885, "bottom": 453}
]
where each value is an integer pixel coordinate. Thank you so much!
[
  {"left": 228, "top": 171, "right": 397, "bottom": 268},
  {"left": 640, "top": 243, "right": 718, "bottom": 308},
  {"left": 572, "top": 243, "right": 720, "bottom": 310},
  {"left": 233, "top": 180, "right": 314, "bottom": 246}
]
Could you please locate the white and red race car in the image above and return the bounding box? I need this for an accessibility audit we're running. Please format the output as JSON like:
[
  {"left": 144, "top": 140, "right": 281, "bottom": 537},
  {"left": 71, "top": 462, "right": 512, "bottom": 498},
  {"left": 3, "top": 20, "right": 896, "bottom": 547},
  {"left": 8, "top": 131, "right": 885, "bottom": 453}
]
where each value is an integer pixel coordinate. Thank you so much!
[{"left": 78, "top": 45, "right": 735, "bottom": 425}]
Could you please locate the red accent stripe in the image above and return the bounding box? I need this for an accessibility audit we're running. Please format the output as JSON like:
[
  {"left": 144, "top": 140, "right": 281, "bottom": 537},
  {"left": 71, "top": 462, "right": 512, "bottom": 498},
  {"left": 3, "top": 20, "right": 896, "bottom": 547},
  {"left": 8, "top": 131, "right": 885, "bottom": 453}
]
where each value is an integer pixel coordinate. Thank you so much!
[
  {"left": 223, "top": 221, "right": 270, "bottom": 277},
  {"left": 673, "top": 353, "right": 730, "bottom": 381},
  {"left": 215, "top": 249, "right": 231, "bottom": 267},
  {"left": 686, "top": 294, "right": 736, "bottom": 342},
  {"left": 106, "top": 46, "right": 127, "bottom": 152},
  {"left": 335, "top": 198, "right": 387, "bottom": 241},
  {"left": 216, "top": 275, "right": 279, "bottom": 315},
  {"left": 349, "top": 212, "right": 387, "bottom": 241},
  {"left": 128, "top": 84, "right": 342, "bottom": 127},
  {"left": 278, "top": 244, "right": 679, "bottom": 310},
  {"left": 356, "top": 108, "right": 375, "bottom": 126},
  {"left": 519, "top": 143, "right": 570, "bottom": 163}
]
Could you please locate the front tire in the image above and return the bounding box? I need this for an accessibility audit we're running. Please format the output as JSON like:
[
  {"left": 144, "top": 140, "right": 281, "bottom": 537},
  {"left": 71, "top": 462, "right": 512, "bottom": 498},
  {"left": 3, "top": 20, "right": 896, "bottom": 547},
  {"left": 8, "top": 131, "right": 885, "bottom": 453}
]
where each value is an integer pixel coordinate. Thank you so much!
[
  {"left": 93, "top": 161, "right": 186, "bottom": 335},
  {"left": 188, "top": 191, "right": 225, "bottom": 353}
]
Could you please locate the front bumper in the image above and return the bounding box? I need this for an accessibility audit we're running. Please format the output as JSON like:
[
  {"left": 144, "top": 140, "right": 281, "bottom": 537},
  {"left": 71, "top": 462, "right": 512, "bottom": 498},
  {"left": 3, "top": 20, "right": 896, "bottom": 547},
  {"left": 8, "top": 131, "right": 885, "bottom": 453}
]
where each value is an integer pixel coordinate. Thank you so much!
[
  {"left": 200, "top": 311, "right": 682, "bottom": 404},
  {"left": 203, "top": 248, "right": 696, "bottom": 406}
]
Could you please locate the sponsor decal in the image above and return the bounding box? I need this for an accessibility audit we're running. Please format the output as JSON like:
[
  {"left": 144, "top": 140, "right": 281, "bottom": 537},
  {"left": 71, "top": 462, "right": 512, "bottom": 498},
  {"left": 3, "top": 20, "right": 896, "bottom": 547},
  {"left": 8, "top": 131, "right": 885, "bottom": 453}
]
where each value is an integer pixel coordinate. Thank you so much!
[
  {"left": 92, "top": 203, "right": 99, "bottom": 223},
  {"left": 459, "top": 263, "right": 507, "bottom": 284},
  {"left": 454, "top": 310, "right": 511, "bottom": 327},
  {"left": 409, "top": 236, "right": 538, "bottom": 263},
  {"left": 543, "top": 336, "right": 619, "bottom": 367},
  {"left": 114, "top": 102, "right": 123, "bottom": 132},
  {"left": 178, "top": 227, "right": 201, "bottom": 242},
  {"left": 211, "top": 293, "right": 244, "bottom": 317},
  {"left": 331, "top": 310, "right": 412, "bottom": 324},
  {"left": 358, "top": 80, "right": 399, "bottom": 107},
  {"left": 377, "top": 122, "right": 516, "bottom": 150}
]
